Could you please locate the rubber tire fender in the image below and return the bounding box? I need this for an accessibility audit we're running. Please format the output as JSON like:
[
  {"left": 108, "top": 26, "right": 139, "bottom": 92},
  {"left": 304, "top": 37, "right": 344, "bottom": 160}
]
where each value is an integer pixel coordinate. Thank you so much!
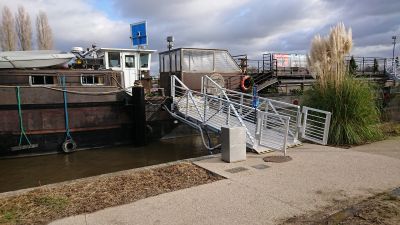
[{"left": 62, "top": 139, "right": 77, "bottom": 153}]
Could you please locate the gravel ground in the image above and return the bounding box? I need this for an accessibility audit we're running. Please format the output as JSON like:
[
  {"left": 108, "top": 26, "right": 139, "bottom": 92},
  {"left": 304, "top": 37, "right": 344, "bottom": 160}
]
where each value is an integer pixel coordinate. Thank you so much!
[{"left": 0, "top": 162, "right": 223, "bottom": 225}]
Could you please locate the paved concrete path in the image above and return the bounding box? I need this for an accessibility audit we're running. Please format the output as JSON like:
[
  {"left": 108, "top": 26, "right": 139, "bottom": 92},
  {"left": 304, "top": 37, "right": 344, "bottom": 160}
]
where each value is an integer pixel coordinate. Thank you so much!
[
  {"left": 351, "top": 136, "right": 400, "bottom": 160},
  {"left": 51, "top": 140, "right": 400, "bottom": 225}
]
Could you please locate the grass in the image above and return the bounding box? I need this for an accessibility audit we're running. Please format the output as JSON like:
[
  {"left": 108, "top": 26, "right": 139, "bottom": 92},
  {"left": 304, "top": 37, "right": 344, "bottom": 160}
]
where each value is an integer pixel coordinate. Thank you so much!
[
  {"left": 33, "top": 195, "right": 68, "bottom": 211},
  {"left": 0, "top": 209, "right": 18, "bottom": 224},
  {"left": 0, "top": 162, "right": 223, "bottom": 225}
]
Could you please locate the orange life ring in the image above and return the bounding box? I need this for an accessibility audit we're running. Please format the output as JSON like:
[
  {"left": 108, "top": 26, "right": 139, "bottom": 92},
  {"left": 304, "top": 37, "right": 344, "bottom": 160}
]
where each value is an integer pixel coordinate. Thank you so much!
[{"left": 240, "top": 76, "right": 252, "bottom": 92}]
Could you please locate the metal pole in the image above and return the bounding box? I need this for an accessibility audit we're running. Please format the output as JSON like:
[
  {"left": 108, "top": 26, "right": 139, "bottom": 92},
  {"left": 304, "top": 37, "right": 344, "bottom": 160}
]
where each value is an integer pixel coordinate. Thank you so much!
[
  {"left": 393, "top": 36, "right": 397, "bottom": 78},
  {"left": 393, "top": 36, "right": 397, "bottom": 63},
  {"left": 167, "top": 36, "right": 174, "bottom": 78},
  {"left": 168, "top": 45, "right": 172, "bottom": 78}
]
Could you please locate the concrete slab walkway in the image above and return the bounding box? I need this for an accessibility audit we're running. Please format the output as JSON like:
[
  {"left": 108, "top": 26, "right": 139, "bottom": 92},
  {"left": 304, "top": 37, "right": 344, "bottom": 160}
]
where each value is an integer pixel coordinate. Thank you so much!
[{"left": 51, "top": 140, "right": 400, "bottom": 225}]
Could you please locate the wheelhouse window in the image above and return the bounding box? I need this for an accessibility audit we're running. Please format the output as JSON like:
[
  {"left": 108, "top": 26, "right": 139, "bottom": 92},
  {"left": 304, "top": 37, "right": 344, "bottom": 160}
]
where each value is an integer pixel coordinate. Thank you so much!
[
  {"left": 108, "top": 52, "right": 121, "bottom": 68},
  {"left": 140, "top": 53, "right": 149, "bottom": 68},
  {"left": 81, "top": 75, "right": 105, "bottom": 85},
  {"left": 30, "top": 75, "right": 55, "bottom": 85},
  {"left": 125, "top": 55, "right": 135, "bottom": 68}
]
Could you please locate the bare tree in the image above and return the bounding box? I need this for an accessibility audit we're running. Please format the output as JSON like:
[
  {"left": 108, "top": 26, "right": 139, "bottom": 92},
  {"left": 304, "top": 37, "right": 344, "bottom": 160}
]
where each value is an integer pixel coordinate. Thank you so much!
[
  {"left": 0, "top": 6, "right": 17, "bottom": 51},
  {"left": 36, "top": 11, "right": 53, "bottom": 50},
  {"left": 15, "top": 6, "right": 32, "bottom": 50}
]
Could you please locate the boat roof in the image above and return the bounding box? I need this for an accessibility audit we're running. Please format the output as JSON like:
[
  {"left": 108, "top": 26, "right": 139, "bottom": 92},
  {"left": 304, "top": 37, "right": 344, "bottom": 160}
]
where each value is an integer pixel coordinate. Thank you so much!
[
  {"left": 99, "top": 48, "right": 156, "bottom": 53},
  {"left": 0, "top": 50, "right": 69, "bottom": 56},
  {"left": 159, "top": 47, "right": 230, "bottom": 55}
]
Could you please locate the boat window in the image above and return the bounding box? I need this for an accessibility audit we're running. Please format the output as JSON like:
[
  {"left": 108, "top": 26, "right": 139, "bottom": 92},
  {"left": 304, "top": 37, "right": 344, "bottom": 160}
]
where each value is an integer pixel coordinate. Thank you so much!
[
  {"left": 176, "top": 52, "right": 181, "bottom": 72},
  {"left": 81, "top": 75, "right": 105, "bottom": 85},
  {"left": 30, "top": 75, "right": 55, "bottom": 85},
  {"left": 160, "top": 55, "right": 164, "bottom": 72},
  {"left": 108, "top": 52, "right": 121, "bottom": 68},
  {"left": 140, "top": 53, "right": 149, "bottom": 68},
  {"left": 125, "top": 55, "right": 135, "bottom": 68}
]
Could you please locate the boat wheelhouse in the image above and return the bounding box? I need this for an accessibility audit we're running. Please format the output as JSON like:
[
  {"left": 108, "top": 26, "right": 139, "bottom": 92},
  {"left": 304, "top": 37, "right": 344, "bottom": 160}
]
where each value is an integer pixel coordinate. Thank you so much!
[
  {"left": 158, "top": 48, "right": 242, "bottom": 95},
  {"left": 97, "top": 48, "right": 155, "bottom": 89}
]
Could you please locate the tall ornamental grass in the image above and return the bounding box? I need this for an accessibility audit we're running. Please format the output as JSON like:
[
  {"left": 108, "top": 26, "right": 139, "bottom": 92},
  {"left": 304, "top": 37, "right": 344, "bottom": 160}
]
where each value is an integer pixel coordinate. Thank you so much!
[{"left": 304, "top": 23, "right": 383, "bottom": 145}]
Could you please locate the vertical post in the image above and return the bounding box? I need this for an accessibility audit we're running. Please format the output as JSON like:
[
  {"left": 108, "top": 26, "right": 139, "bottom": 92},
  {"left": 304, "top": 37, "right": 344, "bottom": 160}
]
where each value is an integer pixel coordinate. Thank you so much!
[
  {"left": 185, "top": 94, "right": 188, "bottom": 119},
  {"left": 204, "top": 94, "right": 208, "bottom": 123},
  {"left": 384, "top": 58, "right": 386, "bottom": 74},
  {"left": 283, "top": 118, "right": 289, "bottom": 156},
  {"left": 201, "top": 76, "right": 204, "bottom": 94},
  {"left": 132, "top": 86, "right": 146, "bottom": 147},
  {"left": 170, "top": 76, "right": 175, "bottom": 110},
  {"left": 362, "top": 57, "right": 365, "bottom": 76},
  {"left": 226, "top": 104, "right": 231, "bottom": 125},
  {"left": 239, "top": 93, "right": 243, "bottom": 115},
  {"left": 262, "top": 55, "right": 265, "bottom": 73},
  {"left": 295, "top": 106, "right": 301, "bottom": 142}
]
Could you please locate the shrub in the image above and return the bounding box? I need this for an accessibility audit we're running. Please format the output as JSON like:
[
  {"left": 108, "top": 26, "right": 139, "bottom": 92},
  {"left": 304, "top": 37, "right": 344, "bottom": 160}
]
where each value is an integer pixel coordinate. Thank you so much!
[
  {"left": 303, "top": 78, "right": 383, "bottom": 145},
  {"left": 305, "top": 22, "right": 383, "bottom": 145}
]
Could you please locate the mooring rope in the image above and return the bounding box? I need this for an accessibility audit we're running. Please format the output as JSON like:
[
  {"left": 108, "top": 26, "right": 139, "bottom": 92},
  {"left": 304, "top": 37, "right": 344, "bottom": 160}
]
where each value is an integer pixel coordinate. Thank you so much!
[
  {"left": 61, "top": 76, "right": 73, "bottom": 141},
  {"left": 15, "top": 86, "right": 32, "bottom": 146}
]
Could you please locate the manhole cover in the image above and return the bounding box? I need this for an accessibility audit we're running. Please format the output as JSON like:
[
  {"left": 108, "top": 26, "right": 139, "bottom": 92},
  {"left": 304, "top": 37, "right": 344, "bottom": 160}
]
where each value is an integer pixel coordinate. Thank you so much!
[
  {"left": 263, "top": 155, "right": 292, "bottom": 163},
  {"left": 391, "top": 187, "right": 400, "bottom": 197},
  {"left": 225, "top": 167, "right": 248, "bottom": 173},
  {"left": 251, "top": 164, "right": 270, "bottom": 170}
]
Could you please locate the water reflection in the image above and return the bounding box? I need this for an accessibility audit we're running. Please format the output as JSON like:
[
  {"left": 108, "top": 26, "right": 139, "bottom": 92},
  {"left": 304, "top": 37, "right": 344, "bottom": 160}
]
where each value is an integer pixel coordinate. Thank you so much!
[{"left": 0, "top": 135, "right": 210, "bottom": 193}]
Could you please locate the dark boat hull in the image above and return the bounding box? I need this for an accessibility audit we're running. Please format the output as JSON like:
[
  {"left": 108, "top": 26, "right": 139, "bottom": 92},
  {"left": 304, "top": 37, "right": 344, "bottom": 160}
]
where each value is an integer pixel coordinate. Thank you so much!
[{"left": 0, "top": 101, "right": 133, "bottom": 156}]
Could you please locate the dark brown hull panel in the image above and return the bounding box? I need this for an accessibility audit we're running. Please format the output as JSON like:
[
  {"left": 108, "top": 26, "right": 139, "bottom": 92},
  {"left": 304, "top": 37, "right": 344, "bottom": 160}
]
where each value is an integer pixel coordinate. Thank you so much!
[
  {"left": 0, "top": 126, "right": 133, "bottom": 156},
  {"left": 0, "top": 101, "right": 133, "bottom": 155}
]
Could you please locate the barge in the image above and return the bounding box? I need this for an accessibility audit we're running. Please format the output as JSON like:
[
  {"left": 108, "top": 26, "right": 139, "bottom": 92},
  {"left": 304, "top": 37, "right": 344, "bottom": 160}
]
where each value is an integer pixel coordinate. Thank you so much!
[{"left": 0, "top": 47, "right": 155, "bottom": 156}]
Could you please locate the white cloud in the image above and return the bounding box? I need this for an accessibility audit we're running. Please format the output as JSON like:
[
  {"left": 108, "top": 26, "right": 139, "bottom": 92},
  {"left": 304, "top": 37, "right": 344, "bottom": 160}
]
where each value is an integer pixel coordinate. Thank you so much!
[{"left": 0, "top": 0, "right": 399, "bottom": 74}]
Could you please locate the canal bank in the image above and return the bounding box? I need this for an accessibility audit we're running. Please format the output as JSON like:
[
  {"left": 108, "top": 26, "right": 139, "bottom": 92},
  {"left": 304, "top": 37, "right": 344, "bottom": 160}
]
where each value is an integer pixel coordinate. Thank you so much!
[{"left": 0, "top": 132, "right": 216, "bottom": 193}]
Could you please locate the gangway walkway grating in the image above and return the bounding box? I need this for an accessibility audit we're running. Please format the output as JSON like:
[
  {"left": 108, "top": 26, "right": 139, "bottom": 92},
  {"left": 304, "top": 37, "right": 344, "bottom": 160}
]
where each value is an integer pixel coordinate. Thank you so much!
[{"left": 169, "top": 75, "right": 332, "bottom": 155}]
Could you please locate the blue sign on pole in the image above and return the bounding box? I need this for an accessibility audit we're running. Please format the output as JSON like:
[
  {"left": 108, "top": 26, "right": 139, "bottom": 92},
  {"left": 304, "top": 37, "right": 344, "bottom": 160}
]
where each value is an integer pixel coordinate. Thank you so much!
[
  {"left": 130, "top": 21, "right": 148, "bottom": 46},
  {"left": 252, "top": 85, "right": 259, "bottom": 108}
]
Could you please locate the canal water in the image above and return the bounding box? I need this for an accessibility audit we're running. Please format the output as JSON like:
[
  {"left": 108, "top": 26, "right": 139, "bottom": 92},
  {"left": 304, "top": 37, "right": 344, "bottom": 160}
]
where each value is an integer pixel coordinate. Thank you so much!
[{"left": 0, "top": 135, "right": 212, "bottom": 193}]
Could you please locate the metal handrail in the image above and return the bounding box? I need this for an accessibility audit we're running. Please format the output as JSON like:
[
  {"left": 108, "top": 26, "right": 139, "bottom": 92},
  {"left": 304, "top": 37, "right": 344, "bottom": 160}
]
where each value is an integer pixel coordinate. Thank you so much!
[
  {"left": 172, "top": 75, "right": 257, "bottom": 146},
  {"left": 202, "top": 75, "right": 301, "bottom": 142}
]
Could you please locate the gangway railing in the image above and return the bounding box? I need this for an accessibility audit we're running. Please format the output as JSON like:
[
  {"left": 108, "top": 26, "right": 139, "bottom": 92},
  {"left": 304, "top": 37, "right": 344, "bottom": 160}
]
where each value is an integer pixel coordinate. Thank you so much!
[
  {"left": 202, "top": 75, "right": 301, "bottom": 146},
  {"left": 170, "top": 75, "right": 332, "bottom": 155},
  {"left": 171, "top": 75, "right": 291, "bottom": 154}
]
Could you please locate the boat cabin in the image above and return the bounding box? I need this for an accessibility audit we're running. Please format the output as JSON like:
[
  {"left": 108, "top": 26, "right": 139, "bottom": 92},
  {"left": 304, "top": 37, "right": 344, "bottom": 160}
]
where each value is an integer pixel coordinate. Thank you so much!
[
  {"left": 97, "top": 48, "right": 155, "bottom": 89},
  {"left": 158, "top": 48, "right": 242, "bottom": 95}
]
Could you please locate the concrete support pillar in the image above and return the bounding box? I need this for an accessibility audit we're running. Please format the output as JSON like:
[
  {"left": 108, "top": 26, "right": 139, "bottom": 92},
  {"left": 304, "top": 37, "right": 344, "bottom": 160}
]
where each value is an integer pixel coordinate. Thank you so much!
[{"left": 221, "top": 126, "right": 246, "bottom": 163}]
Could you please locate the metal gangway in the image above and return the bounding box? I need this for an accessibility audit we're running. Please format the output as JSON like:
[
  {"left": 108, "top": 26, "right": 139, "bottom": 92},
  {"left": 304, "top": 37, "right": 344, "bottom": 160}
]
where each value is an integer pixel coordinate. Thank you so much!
[{"left": 168, "top": 75, "right": 332, "bottom": 155}]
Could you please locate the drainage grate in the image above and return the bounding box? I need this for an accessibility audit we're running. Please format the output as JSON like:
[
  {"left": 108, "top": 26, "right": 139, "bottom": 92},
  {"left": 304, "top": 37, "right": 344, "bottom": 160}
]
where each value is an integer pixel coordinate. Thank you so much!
[
  {"left": 263, "top": 155, "right": 292, "bottom": 163},
  {"left": 251, "top": 164, "right": 270, "bottom": 170},
  {"left": 225, "top": 167, "right": 249, "bottom": 173}
]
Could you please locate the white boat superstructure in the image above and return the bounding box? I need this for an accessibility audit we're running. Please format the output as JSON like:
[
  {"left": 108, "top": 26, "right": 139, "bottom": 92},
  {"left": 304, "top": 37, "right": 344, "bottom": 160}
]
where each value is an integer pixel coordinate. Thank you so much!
[{"left": 0, "top": 50, "right": 75, "bottom": 69}]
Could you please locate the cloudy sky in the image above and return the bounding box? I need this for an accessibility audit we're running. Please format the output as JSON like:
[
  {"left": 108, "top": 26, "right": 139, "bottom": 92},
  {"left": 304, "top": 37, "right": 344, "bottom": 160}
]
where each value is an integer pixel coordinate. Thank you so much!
[{"left": 1, "top": 0, "right": 399, "bottom": 73}]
